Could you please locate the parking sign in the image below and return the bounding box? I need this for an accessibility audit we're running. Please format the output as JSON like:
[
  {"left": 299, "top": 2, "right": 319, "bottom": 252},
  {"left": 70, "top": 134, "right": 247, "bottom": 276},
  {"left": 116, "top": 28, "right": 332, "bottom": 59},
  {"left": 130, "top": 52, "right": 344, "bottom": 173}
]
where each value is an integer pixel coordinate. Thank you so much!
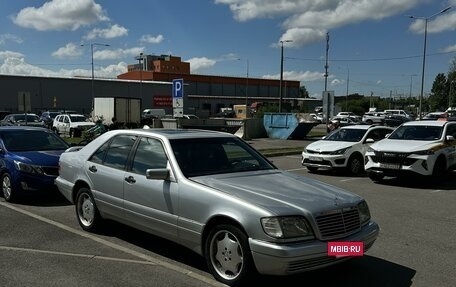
[{"left": 172, "top": 79, "right": 183, "bottom": 98}]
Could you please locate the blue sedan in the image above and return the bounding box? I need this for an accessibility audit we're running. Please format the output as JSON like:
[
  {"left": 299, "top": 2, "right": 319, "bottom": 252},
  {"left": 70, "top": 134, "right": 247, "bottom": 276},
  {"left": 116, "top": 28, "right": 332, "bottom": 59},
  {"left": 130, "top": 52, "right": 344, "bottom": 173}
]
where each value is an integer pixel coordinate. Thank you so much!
[{"left": 0, "top": 127, "right": 70, "bottom": 202}]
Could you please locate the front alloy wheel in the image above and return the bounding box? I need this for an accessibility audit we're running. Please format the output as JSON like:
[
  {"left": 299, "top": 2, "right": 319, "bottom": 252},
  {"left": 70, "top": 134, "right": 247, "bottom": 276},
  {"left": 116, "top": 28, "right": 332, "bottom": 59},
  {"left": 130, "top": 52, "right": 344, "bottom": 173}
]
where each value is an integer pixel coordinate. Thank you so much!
[
  {"left": 205, "top": 224, "right": 255, "bottom": 286},
  {"left": 75, "top": 187, "right": 102, "bottom": 232},
  {"left": 348, "top": 154, "right": 364, "bottom": 175},
  {"left": 1, "top": 173, "right": 14, "bottom": 202}
]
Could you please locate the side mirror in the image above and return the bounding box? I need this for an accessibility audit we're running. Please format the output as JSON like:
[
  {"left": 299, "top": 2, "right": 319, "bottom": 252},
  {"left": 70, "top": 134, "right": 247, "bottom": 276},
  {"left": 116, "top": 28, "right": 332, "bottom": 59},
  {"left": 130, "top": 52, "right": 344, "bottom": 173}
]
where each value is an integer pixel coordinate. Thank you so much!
[
  {"left": 365, "top": 138, "right": 375, "bottom": 143},
  {"left": 146, "top": 168, "right": 170, "bottom": 180},
  {"left": 446, "top": 135, "right": 455, "bottom": 141}
]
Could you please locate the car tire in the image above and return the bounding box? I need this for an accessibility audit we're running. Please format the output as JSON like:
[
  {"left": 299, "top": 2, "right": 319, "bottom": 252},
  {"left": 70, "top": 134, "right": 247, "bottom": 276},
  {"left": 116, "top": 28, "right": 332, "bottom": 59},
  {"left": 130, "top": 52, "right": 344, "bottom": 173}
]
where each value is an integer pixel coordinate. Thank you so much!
[
  {"left": 347, "top": 154, "right": 364, "bottom": 175},
  {"left": 367, "top": 171, "right": 384, "bottom": 182},
  {"left": 306, "top": 166, "right": 319, "bottom": 173},
  {"left": 1, "top": 173, "right": 15, "bottom": 202},
  {"left": 75, "top": 187, "right": 102, "bottom": 232},
  {"left": 365, "top": 119, "right": 373, "bottom": 125},
  {"left": 432, "top": 157, "right": 447, "bottom": 179},
  {"left": 205, "top": 224, "right": 256, "bottom": 286}
]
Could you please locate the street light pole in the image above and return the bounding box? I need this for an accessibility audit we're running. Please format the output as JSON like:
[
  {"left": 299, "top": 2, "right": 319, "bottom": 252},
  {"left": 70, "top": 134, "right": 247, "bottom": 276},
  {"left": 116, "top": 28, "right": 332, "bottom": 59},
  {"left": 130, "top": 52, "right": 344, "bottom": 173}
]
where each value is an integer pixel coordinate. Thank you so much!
[
  {"left": 409, "top": 6, "right": 452, "bottom": 120},
  {"left": 279, "top": 40, "right": 292, "bottom": 113},
  {"left": 245, "top": 59, "right": 249, "bottom": 117},
  {"left": 81, "top": 43, "right": 110, "bottom": 113}
]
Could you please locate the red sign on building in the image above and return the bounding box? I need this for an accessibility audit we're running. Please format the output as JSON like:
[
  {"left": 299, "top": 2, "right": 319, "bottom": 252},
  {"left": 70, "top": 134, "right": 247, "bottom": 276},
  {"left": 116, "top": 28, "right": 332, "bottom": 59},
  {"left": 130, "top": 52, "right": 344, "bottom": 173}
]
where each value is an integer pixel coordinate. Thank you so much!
[{"left": 153, "top": 95, "right": 172, "bottom": 107}]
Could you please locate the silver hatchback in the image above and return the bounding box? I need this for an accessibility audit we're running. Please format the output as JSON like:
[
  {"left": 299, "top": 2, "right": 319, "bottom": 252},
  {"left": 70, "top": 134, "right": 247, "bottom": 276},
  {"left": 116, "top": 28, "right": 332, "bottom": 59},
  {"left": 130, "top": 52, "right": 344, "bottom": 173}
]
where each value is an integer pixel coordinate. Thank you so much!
[{"left": 56, "top": 129, "right": 379, "bottom": 286}]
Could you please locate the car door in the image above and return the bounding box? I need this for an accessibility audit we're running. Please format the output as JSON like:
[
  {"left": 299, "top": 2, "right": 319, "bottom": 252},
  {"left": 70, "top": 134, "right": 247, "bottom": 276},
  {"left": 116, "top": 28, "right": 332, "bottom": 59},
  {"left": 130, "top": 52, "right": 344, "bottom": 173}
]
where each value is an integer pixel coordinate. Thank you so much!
[
  {"left": 123, "top": 136, "right": 179, "bottom": 239},
  {"left": 86, "top": 134, "right": 137, "bottom": 218}
]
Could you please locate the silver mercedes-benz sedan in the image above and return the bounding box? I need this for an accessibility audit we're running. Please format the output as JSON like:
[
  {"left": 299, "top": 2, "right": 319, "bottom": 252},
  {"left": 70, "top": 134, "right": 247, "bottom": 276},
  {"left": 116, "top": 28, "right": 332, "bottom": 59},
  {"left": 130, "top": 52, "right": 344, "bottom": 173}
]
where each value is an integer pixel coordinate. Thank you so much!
[{"left": 56, "top": 128, "right": 379, "bottom": 286}]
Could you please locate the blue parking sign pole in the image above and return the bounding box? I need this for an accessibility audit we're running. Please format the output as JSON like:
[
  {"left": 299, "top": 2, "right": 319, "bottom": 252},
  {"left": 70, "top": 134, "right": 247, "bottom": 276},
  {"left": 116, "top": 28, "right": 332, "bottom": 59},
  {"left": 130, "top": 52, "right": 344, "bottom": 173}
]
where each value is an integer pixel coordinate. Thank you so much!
[
  {"left": 172, "top": 79, "right": 184, "bottom": 118},
  {"left": 173, "top": 79, "right": 183, "bottom": 98}
]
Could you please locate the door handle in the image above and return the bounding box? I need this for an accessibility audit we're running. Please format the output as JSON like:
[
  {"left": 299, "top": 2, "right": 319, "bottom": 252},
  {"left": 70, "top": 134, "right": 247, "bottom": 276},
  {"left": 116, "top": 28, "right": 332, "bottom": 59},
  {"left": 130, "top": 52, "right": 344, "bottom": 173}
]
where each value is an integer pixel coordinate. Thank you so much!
[
  {"left": 88, "top": 165, "right": 97, "bottom": 172},
  {"left": 124, "top": 176, "right": 136, "bottom": 184}
]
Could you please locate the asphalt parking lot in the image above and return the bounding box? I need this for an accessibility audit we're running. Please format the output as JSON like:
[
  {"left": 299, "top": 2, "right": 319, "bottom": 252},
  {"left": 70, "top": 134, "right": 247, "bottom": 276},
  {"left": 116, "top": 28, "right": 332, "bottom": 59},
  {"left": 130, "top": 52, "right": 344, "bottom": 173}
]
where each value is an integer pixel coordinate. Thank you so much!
[{"left": 0, "top": 148, "right": 455, "bottom": 287}]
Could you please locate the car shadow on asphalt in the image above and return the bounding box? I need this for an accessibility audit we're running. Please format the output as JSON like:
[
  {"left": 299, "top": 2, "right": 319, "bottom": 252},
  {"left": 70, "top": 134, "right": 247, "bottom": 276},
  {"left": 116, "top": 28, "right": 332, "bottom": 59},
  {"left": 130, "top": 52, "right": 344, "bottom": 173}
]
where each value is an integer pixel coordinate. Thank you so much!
[
  {"left": 96, "top": 220, "right": 415, "bottom": 287},
  {"left": 371, "top": 172, "right": 456, "bottom": 190},
  {"left": 8, "top": 189, "right": 72, "bottom": 207}
]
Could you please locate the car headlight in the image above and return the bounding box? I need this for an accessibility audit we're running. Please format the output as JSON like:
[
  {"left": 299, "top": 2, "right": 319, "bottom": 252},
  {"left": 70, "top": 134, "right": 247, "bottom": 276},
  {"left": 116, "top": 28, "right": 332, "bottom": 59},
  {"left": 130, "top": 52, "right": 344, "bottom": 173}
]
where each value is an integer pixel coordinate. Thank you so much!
[
  {"left": 367, "top": 147, "right": 376, "bottom": 153},
  {"left": 413, "top": 149, "right": 434, "bottom": 155},
  {"left": 358, "top": 201, "right": 371, "bottom": 225},
  {"left": 14, "top": 160, "right": 45, "bottom": 175},
  {"left": 329, "top": 147, "right": 350, "bottom": 155},
  {"left": 261, "top": 216, "right": 314, "bottom": 239}
]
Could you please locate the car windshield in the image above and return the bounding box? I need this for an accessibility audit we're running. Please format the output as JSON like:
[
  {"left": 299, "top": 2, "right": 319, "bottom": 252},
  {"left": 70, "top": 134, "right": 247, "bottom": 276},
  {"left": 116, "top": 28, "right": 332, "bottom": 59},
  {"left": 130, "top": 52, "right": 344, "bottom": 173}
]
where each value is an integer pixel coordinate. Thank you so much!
[
  {"left": 170, "top": 137, "right": 275, "bottom": 177},
  {"left": 388, "top": 125, "right": 442, "bottom": 141},
  {"left": 1, "top": 130, "right": 70, "bottom": 151},
  {"left": 13, "top": 115, "right": 40, "bottom": 122},
  {"left": 324, "top": 128, "right": 366, "bottom": 142},
  {"left": 70, "top": 115, "right": 88, "bottom": 122}
]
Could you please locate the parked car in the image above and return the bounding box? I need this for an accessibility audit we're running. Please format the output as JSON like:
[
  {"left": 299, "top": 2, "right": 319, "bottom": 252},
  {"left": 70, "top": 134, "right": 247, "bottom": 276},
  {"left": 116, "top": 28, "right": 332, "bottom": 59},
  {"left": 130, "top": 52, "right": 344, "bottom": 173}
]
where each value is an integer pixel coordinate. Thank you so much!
[
  {"left": 302, "top": 125, "right": 394, "bottom": 175},
  {"left": 421, "top": 111, "right": 448, "bottom": 120},
  {"left": 40, "top": 111, "right": 61, "bottom": 128},
  {"left": 330, "top": 116, "right": 360, "bottom": 127},
  {"left": 56, "top": 129, "right": 379, "bottom": 286},
  {"left": 52, "top": 114, "right": 95, "bottom": 137},
  {"left": 336, "top": 112, "right": 362, "bottom": 121},
  {"left": 384, "top": 114, "right": 411, "bottom": 127},
  {"left": 384, "top": 109, "right": 414, "bottom": 120},
  {"left": 0, "top": 113, "right": 46, "bottom": 127},
  {"left": 0, "top": 126, "right": 70, "bottom": 202},
  {"left": 362, "top": 112, "right": 386, "bottom": 125},
  {"left": 365, "top": 120, "right": 456, "bottom": 181}
]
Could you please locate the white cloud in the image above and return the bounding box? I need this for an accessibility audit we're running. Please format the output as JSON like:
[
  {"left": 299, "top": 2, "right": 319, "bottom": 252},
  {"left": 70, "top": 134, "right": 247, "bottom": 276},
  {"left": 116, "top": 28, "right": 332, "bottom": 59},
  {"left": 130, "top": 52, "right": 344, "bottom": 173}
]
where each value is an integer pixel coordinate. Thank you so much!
[
  {"left": 0, "top": 55, "right": 127, "bottom": 78},
  {"left": 92, "top": 47, "right": 144, "bottom": 60},
  {"left": 52, "top": 43, "right": 84, "bottom": 59},
  {"left": 12, "top": 0, "right": 109, "bottom": 31},
  {"left": 409, "top": 11, "right": 456, "bottom": 34},
  {"left": 0, "top": 50, "right": 24, "bottom": 60},
  {"left": 140, "top": 34, "right": 164, "bottom": 44},
  {"left": 0, "top": 34, "right": 23, "bottom": 45},
  {"left": 187, "top": 57, "right": 217, "bottom": 72},
  {"left": 442, "top": 44, "right": 456, "bottom": 53},
  {"left": 262, "top": 70, "right": 323, "bottom": 82},
  {"left": 216, "top": 0, "right": 426, "bottom": 48},
  {"left": 85, "top": 24, "right": 128, "bottom": 40}
]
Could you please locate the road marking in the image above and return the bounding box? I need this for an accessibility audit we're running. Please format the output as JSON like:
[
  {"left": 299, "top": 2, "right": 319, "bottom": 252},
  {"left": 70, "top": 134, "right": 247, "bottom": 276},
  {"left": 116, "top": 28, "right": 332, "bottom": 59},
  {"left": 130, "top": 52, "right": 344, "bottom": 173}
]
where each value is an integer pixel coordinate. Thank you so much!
[
  {"left": 0, "top": 201, "right": 225, "bottom": 287},
  {"left": 340, "top": 178, "right": 363, "bottom": 182}
]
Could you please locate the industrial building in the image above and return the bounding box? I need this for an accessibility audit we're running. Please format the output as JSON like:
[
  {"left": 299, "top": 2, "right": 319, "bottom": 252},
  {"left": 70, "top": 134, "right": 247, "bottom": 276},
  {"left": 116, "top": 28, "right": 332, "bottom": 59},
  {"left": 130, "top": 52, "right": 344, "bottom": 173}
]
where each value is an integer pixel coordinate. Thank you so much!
[{"left": 0, "top": 54, "right": 304, "bottom": 117}]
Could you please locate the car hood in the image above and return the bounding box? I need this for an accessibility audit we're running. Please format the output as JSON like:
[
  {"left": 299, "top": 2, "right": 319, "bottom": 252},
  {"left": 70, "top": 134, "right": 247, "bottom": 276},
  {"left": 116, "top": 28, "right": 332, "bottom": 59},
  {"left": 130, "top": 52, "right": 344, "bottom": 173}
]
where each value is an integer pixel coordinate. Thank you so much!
[
  {"left": 11, "top": 150, "right": 65, "bottom": 166},
  {"left": 306, "top": 140, "right": 356, "bottom": 152},
  {"left": 371, "top": 139, "right": 439, "bottom": 152},
  {"left": 192, "top": 170, "right": 361, "bottom": 214}
]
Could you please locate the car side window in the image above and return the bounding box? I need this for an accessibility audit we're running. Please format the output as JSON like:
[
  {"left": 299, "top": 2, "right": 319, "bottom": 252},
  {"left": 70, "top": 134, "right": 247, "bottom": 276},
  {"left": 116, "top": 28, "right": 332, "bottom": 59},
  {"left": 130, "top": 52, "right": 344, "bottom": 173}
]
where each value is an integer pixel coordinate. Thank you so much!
[
  {"left": 64, "top": 116, "right": 69, "bottom": 123},
  {"left": 130, "top": 137, "right": 168, "bottom": 175},
  {"left": 89, "top": 141, "right": 111, "bottom": 164},
  {"left": 102, "top": 135, "right": 137, "bottom": 170},
  {"left": 446, "top": 124, "right": 456, "bottom": 138}
]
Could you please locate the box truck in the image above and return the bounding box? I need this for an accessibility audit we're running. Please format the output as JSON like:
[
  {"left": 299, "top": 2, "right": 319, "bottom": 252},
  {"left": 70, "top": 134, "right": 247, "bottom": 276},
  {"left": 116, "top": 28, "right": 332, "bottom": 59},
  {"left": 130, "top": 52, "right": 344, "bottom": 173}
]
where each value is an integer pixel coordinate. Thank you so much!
[{"left": 93, "top": 97, "right": 141, "bottom": 127}]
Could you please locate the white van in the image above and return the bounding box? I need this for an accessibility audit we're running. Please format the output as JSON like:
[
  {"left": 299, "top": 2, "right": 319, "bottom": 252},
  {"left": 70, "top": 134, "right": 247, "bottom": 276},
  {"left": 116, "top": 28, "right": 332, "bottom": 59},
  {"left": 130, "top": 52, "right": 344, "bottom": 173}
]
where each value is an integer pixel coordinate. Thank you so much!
[
  {"left": 142, "top": 109, "right": 166, "bottom": 119},
  {"left": 383, "top": 109, "right": 413, "bottom": 119}
]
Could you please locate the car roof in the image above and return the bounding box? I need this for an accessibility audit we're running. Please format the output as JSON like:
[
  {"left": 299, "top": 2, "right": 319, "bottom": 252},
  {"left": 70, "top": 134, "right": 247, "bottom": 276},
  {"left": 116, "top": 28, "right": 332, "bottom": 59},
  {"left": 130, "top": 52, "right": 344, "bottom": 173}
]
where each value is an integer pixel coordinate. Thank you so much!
[
  {"left": 0, "top": 126, "right": 49, "bottom": 132},
  {"left": 103, "top": 128, "right": 236, "bottom": 140},
  {"left": 340, "top": 124, "right": 388, "bottom": 130},
  {"left": 402, "top": 120, "right": 448, "bottom": 127}
]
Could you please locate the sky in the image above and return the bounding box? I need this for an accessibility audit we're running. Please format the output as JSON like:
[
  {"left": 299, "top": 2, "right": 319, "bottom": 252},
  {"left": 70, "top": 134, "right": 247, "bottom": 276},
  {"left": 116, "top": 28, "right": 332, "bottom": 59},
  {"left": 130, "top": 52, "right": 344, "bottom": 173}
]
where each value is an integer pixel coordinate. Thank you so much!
[{"left": 1, "top": 0, "right": 456, "bottom": 99}]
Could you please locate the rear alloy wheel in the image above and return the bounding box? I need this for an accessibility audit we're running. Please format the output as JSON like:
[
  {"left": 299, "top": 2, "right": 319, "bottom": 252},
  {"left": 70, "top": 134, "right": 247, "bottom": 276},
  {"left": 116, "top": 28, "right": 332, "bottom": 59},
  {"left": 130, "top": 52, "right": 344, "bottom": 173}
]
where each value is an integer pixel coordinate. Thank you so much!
[
  {"left": 205, "top": 224, "right": 255, "bottom": 286},
  {"left": 75, "top": 187, "right": 102, "bottom": 232},
  {"left": 1, "top": 173, "right": 15, "bottom": 202},
  {"left": 347, "top": 154, "right": 364, "bottom": 175}
]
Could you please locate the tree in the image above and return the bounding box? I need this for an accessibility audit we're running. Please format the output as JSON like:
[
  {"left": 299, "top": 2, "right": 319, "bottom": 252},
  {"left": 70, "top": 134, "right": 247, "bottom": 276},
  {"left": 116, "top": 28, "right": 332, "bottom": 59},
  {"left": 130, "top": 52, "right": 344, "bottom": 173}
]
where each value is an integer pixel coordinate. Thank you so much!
[
  {"left": 299, "top": 85, "right": 309, "bottom": 98},
  {"left": 428, "top": 73, "right": 447, "bottom": 111}
]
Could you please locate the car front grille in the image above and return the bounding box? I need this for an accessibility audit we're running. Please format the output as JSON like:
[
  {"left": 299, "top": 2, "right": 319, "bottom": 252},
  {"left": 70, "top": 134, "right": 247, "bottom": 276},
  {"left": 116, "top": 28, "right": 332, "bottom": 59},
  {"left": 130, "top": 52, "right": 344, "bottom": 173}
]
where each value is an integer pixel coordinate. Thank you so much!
[
  {"left": 371, "top": 151, "right": 410, "bottom": 164},
  {"left": 306, "top": 150, "right": 332, "bottom": 155},
  {"left": 315, "top": 207, "right": 361, "bottom": 240}
]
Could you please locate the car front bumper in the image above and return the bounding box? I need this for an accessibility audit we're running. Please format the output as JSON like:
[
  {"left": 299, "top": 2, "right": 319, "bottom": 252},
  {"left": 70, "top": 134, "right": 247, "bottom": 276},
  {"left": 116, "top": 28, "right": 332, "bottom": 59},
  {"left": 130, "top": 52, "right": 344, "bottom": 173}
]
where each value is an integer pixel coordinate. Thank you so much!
[
  {"left": 301, "top": 152, "right": 348, "bottom": 170},
  {"left": 249, "top": 221, "right": 379, "bottom": 275},
  {"left": 365, "top": 154, "right": 435, "bottom": 176}
]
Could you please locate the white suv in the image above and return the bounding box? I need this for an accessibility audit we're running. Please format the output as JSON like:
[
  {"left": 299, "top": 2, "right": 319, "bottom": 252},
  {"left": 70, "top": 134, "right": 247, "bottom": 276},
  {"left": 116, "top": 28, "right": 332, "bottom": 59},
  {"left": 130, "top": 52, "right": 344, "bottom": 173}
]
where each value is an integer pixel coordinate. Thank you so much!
[
  {"left": 53, "top": 114, "right": 95, "bottom": 137},
  {"left": 302, "top": 125, "right": 394, "bottom": 175},
  {"left": 365, "top": 120, "right": 456, "bottom": 181}
]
